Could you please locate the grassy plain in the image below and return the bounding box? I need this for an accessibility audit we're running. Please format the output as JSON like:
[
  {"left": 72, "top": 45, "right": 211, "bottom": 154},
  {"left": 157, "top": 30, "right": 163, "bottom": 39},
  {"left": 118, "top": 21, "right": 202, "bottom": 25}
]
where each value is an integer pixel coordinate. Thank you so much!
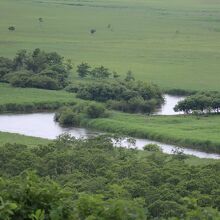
[
  {"left": 0, "top": 0, "right": 220, "bottom": 91},
  {"left": 0, "top": 83, "right": 75, "bottom": 105},
  {"left": 85, "top": 112, "right": 220, "bottom": 153}
]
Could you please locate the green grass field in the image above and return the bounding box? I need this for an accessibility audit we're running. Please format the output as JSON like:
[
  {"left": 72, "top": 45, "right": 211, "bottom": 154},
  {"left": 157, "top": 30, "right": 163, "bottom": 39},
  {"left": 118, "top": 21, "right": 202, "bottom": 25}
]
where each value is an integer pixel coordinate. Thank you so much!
[
  {"left": 0, "top": 0, "right": 220, "bottom": 91},
  {"left": 0, "top": 131, "right": 50, "bottom": 146},
  {"left": 85, "top": 112, "right": 220, "bottom": 153},
  {"left": 0, "top": 83, "right": 75, "bottom": 105}
]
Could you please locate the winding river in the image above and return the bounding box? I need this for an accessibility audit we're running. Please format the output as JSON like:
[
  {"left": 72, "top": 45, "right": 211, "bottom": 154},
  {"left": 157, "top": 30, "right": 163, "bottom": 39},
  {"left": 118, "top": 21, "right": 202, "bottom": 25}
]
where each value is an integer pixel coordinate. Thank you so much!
[{"left": 0, "top": 95, "right": 219, "bottom": 159}]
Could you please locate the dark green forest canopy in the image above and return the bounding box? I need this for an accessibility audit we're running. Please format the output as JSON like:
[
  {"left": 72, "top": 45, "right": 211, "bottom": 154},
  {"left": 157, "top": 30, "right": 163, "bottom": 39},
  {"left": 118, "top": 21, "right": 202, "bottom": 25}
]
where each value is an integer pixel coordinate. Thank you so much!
[{"left": 1, "top": 135, "right": 220, "bottom": 219}]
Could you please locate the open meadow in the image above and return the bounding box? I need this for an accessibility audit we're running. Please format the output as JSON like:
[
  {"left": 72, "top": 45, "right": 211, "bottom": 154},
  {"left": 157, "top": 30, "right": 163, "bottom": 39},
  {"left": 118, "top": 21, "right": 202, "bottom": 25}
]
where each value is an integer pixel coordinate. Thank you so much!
[
  {"left": 1, "top": 0, "right": 220, "bottom": 91},
  {"left": 0, "top": 83, "right": 75, "bottom": 106}
]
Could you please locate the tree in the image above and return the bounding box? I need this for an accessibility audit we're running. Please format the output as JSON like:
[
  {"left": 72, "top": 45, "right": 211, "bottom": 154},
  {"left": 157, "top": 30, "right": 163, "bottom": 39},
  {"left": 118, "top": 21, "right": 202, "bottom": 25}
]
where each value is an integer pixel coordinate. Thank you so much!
[
  {"left": 38, "top": 17, "right": 43, "bottom": 23},
  {"left": 90, "top": 29, "right": 96, "bottom": 34},
  {"left": 91, "top": 66, "right": 111, "bottom": 78},
  {"left": 77, "top": 62, "right": 90, "bottom": 78},
  {"left": 13, "top": 50, "right": 27, "bottom": 70},
  {"left": 125, "top": 70, "right": 135, "bottom": 81},
  {"left": 113, "top": 71, "right": 120, "bottom": 79},
  {"left": 8, "top": 26, "right": 15, "bottom": 31}
]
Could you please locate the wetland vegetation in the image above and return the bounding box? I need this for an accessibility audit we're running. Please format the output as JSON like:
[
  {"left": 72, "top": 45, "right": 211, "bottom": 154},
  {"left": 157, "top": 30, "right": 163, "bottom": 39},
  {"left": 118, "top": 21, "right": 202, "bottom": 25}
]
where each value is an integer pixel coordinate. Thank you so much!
[{"left": 1, "top": 0, "right": 220, "bottom": 219}]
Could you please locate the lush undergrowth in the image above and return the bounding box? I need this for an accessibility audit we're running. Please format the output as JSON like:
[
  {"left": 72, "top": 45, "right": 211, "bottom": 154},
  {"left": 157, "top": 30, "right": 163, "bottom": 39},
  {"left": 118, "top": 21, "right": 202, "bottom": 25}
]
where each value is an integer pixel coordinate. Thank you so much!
[
  {"left": 0, "top": 83, "right": 77, "bottom": 112},
  {"left": 82, "top": 112, "right": 220, "bottom": 153},
  {"left": 1, "top": 135, "right": 220, "bottom": 219},
  {"left": 0, "top": 131, "right": 49, "bottom": 146},
  {"left": 0, "top": 0, "right": 220, "bottom": 91}
]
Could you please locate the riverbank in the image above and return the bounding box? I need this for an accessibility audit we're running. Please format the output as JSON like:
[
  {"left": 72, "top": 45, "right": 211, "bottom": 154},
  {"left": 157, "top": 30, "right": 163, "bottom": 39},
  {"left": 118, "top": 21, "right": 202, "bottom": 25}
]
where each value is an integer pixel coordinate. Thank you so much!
[
  {"left": 0, "top": 83, "right": 77, "bottom": 113},
  {"left": 0, "top": 131, "right": 218, "bottom": 166},
  {"left": 83, "top": 112, "right": 220, "bottom": 154},
  {"left": 1, "top": 83, "right": 220, "bottom": 153},
  {"left": 0, "top": 131, "right": 50, "bottom": 146}
]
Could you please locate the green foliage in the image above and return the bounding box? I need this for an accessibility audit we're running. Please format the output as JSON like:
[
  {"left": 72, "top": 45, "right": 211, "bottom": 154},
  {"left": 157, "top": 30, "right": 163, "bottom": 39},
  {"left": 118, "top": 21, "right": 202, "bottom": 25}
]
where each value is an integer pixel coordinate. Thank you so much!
[
  {"left": 77, "top": 63, "right": 91, "bottom": 78},
  {"left": 0, "top": 49, "right": 71, "bottom": 90},
  {"left": 125, "top": 70, "right": 135, "bottom": 82},
  {"left": 90, "top": 66, "right": 111, "bottom": 78},
  {"left": 85, "top": 103, "right": 106, "bottom": 118},
  {"left": 55, "top": 103, "right": 107, "bottom": 126},
  {"left": 174, "top": 92, "right": 220, "bottom": 114},
  {"left": 143, "top": 144, "right": 161, "bottom": 152},
  {"left": 55, "top": 107, "right": 81, "bottom": 126},
  {"left": 69, "top": 80, "right": 163, "bottom": 114},
  {"left": 84, "top": 112, "right": 220, "bottom": 153},
  {"left": 0, "top": 136, "right": 220, "bottom": 219}
]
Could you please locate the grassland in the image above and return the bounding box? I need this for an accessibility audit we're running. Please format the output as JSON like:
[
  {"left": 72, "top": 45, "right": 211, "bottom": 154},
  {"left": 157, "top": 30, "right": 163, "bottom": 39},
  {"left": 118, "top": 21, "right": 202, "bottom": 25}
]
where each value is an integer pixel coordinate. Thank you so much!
[
  {"left": 0, "top": 131, "right": 50, "bottom": 146},
  {"left": 0, "top": 83, "right": 75, "bottom": 105},
  {"left": 0, "top": 0, "right": 220, "bottom": 91},
  {"left": 84, "top": 112, "right": 220, "bottom": 153}
]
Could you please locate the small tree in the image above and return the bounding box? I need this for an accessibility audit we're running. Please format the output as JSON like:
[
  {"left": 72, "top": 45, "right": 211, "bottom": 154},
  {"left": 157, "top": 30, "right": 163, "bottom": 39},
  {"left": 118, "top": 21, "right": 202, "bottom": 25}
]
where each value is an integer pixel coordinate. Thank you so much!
[
  {"left": 38, "top": 17, "right": 43, "bottom": 23},
  {"left": 113, "top": 71, "right": 120, "bottom": 79},
  {"left": 77, "top": 62, "right": 90, "bottom": 78},
  {"left": 125, "top": 70, "right": 135, "bottom": 82},
  {"left": 91, "top": 66, "right": 111, "bottom": 78},
  {"left": 90, "top": 29, "right": 96, "bottom": 34},
  {"left": 8, "top": 26, "right": 15, "bottom": 31}
]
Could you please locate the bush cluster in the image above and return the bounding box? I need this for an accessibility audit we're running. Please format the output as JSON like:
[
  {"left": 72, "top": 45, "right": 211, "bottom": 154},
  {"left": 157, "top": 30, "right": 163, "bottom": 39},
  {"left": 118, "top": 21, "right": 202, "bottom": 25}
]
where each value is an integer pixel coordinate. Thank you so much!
[
  {"left": 0, "top": 48, "right": 72, "bottom": 90},
  {"left": 174, "top": 92, "right": 220, "bottom": 114},
  {"left": 66, "top": 80, "right": 164, "bottom": 114},
  {"left": 55, "top": 102, "right": 107, "bottom": 126}
]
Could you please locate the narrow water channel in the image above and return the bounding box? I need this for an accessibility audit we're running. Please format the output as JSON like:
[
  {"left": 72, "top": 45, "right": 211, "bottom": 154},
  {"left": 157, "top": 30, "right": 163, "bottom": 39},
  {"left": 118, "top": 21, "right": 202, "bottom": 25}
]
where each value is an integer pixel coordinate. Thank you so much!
[{"left": 0, "top": 112, "right": 219, "bottom": 159}]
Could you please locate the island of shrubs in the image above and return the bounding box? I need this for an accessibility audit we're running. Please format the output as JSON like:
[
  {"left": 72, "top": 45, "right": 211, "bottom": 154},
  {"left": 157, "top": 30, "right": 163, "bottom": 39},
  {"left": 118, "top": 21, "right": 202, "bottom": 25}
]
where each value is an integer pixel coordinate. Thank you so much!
[
  {"left": 54, "top": 102, "right": 108, "bottom": 126},
  {"left": 174, "top": 92, "right": 220, "bottom": 114},
  {"left": 0, "top": 48, "right": 72, "bottom": 90},
  {"left": 67, "top": 68, "right": 164, "bottom": 114},
  {"left": 1, "top": 135, "right": 220, "bottom": 219}
]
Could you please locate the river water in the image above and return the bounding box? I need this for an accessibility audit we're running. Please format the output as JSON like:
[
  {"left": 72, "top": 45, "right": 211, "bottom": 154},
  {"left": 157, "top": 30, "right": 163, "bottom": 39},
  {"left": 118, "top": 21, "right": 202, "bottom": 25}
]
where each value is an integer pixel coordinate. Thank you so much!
[
  {"left": 0, "top": 95, "right": 219, "bottom": 159},
  {"left": 155, "top": 95, "right": 185, "bottom": 115}
]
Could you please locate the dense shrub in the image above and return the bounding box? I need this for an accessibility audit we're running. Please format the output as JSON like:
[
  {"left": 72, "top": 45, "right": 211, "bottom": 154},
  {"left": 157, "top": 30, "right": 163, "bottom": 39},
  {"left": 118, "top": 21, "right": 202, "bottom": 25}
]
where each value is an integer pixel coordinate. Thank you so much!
[
  {"left": 68, "top": 80, "right": 164, "bottom": 114},
  {"left": 8, "top": 72, "right": 59, "bottom": 90},
  {"left": 55, "top": 103, "right": 107, "bottom": 126},
  {"left": 0, "top": 48, "right": 71, "bottom": 89},
  {"left": 174, "top": 92, "right": 220, "bottom": 114},
  {"left": 143, "top": 144, "right": 161, "bottom": 152},
  {"left": 85, "top": 103, "right": 106, "bottom": 118},
  {"left": 55, "top": 107, "right": 80, "bottom": 126}
]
